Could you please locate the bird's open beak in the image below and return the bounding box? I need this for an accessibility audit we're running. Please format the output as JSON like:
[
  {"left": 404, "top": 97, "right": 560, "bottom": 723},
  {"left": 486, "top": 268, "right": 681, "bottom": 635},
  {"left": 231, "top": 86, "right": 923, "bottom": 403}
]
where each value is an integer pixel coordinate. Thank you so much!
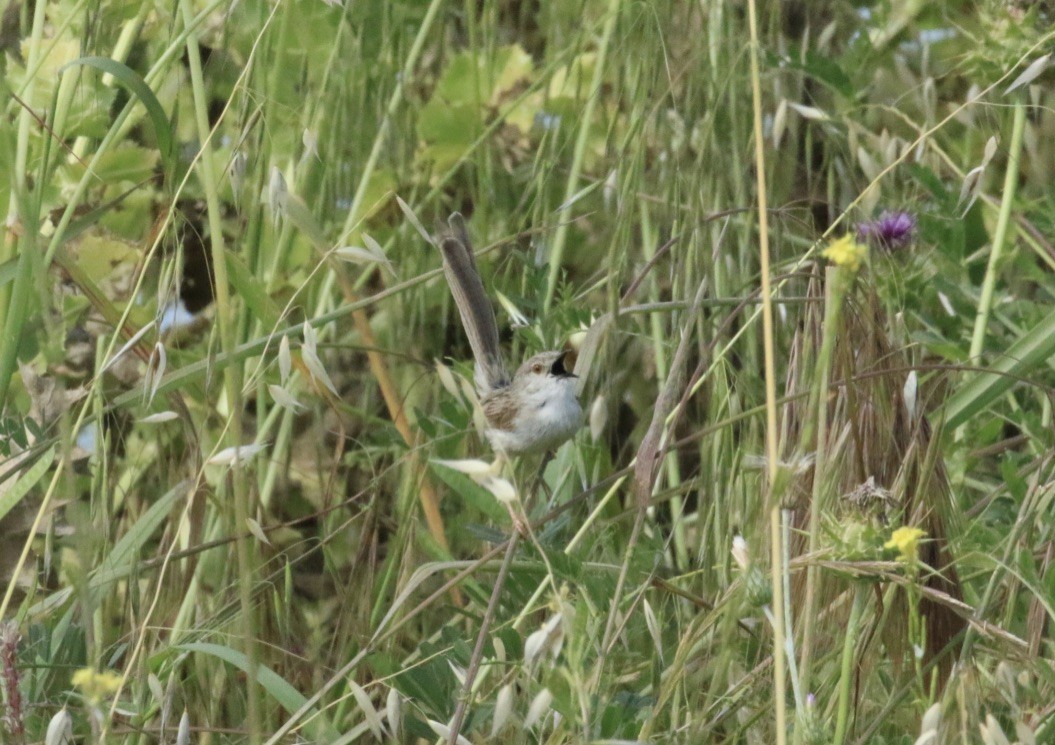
[{"left": 551, "top": 350, "right": 578, "bottom": 378}]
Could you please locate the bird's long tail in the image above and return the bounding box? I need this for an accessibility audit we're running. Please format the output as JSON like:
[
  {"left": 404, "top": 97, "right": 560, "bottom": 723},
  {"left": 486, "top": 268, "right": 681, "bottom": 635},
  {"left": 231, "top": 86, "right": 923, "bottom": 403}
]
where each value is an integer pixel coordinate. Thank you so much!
[{"left": 437, "top": 212, "right": 509, "bottom": 393}]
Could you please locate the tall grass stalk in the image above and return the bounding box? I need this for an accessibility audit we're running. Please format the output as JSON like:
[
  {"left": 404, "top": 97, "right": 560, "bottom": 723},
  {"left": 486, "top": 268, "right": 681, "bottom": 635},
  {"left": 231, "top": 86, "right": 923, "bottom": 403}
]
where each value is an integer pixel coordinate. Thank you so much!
[
  {"left": 746, "top": 0, "right": 787, "bottom": 740},
  {"left": 799, "top": 266, "right": 844, "bottom": 697},
  {"left": 832, "top": 586, "right": 868, "bottom": 745},
  {"left": 179, "top": 0, "right": 260, "bottom": 739},
  {"left": 967, "top": 100, "right": 1026, "bottom": 363},
  {"left": 543, "top": 0, "right": 622, "bottom": 312},
  {"left": 0, "top": 0, "right": 48, "bottom": 406}
]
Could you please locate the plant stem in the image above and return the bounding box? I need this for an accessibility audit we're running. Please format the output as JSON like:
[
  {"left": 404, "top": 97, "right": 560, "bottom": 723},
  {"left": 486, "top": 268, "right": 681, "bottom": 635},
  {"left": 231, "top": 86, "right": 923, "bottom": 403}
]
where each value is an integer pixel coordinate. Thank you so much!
[
  {"left": 967, "top": 101, "right": 1026, "bottom": 362},
  {"left": 833, "top": 586, "right": 868, "bottom": 745},
  {"left": 445, "top": 532, "right": 520, "bottom": 744},
  {"left": 800, "top": 267, "right": 843, "bottom": 697},
  {"left": 179, "top": 0, "right": 259, "bottom": 739},
  {"left": 543, "top": 0, "right": 621, "bottom": 312},
  {"left": 746, "top": 0, "right": 787, "bottom": 741}
]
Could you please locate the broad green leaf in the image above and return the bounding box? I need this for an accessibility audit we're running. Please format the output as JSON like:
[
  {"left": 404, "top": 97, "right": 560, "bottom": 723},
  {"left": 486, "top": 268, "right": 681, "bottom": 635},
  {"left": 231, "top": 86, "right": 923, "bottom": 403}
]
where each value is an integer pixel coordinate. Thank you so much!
[
  {"left": 491, "top": 44, "right": 534, "bottom": 105},
  {"left": 64, "top": 233, "right": 140, "bottom": 287}
]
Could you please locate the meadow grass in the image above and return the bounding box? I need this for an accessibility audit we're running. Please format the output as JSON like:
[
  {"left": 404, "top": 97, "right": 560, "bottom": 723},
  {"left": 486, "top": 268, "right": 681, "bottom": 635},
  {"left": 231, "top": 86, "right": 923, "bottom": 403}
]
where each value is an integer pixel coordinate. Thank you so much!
[{"left": 1, "top": 1, "right": 1054, "bottom": 743}]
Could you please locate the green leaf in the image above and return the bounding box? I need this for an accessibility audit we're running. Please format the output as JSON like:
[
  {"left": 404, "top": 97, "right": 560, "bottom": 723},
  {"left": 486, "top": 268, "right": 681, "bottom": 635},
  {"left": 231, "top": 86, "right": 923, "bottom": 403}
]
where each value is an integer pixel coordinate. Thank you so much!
[
  {"left": 433, "top": 51, "right": 482, "bottom": 105},
  {"left": 767, "top": 50, "right": 854, "bottom": 98},
  {"left": 945, "top": 304, "right": 1055, "bottom": 428},
  {"left": 67, "top": 144, "right": 159, "bottom": 185},
  {"left": 225, "top": 252, "right": 281, "bottom": 328},
  {"left": 60, "top": 56, "right": 175, "bottom": 177},
  {"left": 416, "top": 101, "right": 479, "bottom": 173},
  {"left": 0, "top": 446, "right": 55, "bottom": 524},
  {"left": 0, "top": 256, "right": 17, "bottom": 289}
]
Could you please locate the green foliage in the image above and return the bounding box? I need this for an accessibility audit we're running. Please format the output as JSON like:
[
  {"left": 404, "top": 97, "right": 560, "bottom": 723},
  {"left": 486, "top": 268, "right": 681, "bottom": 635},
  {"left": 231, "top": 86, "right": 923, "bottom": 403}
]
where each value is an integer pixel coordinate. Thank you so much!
[{"left": 1, "top": 0, "right": 1055, "bottom": 743}]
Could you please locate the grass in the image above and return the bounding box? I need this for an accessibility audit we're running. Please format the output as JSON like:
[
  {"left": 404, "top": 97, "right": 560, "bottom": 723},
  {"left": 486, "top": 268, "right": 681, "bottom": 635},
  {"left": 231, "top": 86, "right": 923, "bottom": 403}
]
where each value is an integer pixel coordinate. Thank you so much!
[{"left": 1, "top": 0, "right": 1055, "bottom": 743}]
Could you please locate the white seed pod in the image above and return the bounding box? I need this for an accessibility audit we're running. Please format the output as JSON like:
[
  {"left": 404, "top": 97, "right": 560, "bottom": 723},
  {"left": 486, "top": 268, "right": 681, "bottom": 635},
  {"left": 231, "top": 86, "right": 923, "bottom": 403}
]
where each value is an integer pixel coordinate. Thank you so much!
[
  {"left": 491, "top": 683, "right": 514, "bottom": 736},
  {"left": 483, "top": 476, "right": 517, "bottom": 505},
  {"left": 346, "top": 677, "right": 383, "bottom": 740},
  {"left": 230, "top": 151, "right": 248, "bottom": 201},
  {"left": 246, "top": 517, "right": 271, "bottom": 547},
  {"left": 523, "top": 688, "right": 553, "bottom": 729},
  {"left": 1016, "top": 721, "right": 1037, "bottom": 745},
  {"left": 919, "top": 702, "right": 941, "bottom": 735},
  {"left": 269, "top": 384, "right": 307, "bottom": 413},
  {"left": 788, "top": 102, "right": 829, "bottom": 121},
  {"left": 175, "top": 710, "right": 191, "bottom": 745},
  {"left": 731, "top": 535, "right": 750, "bottom": 570},
  {"left": 278, "top": 335, "right": 292, "bottom": 383},
  {"left": 140, "top": 411, "right": 179, "bottom": 424},
  {"left": 302, "top": 128, "right": 319, "bottom": 160},
  {"left": 980, "top": 714, "right": 1011, "bottom": 745},
  {"left": 1005, "top": 53, "right": 1050, "bottom": 95},
  {"left": 426, "top": 719, "right": 471, "bottom": 745},
  {"left": 45, "top": 708, "right": 73, "bottom": 745},
  {"left": 603, "top": 168, "right": 618, "bottom": 211},
  {"left": 432, "top": 458, "right": 497, "bottom": 478},
  {"left": 448, "top": 661, "right": 466, "bottom": 686},
  {"left": 435, "top": 361, "right": 462, "bottom": 399},
  {"left": 386, "top": 688, "right": 402, "bottom": 740},
  {"left": 207, "top": 443, "right": 267, "bottom": 467},
  {"left": 396, "top": 195, "right": 432, "bottom": 245},
  {"left": 589, "top": 394, "right": 608, "bottom": 443},
  {"left": 524, "top": 613, "right": 564, "bottom": 666},
  {"left": 268, "top": 166, "right": 288, "bottom": 223},
  {"left": 143, "top": 342, "right": 167, "bottom": 406},
  {"left": 903, "top": 370, "right": 918, "bottom": 421},
  {"left": 643, "top": 598, "right": 663, "bottom": 662},
  {"left": 301, "top": 322, "right": 339, "bottom": 396}
]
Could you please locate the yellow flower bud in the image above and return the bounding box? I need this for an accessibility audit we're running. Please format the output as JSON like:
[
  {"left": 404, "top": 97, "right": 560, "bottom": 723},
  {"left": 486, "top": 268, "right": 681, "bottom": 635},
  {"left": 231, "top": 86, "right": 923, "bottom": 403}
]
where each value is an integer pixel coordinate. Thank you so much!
[{"left": 821, "top": 235, "right": 868, "bottom": 272}]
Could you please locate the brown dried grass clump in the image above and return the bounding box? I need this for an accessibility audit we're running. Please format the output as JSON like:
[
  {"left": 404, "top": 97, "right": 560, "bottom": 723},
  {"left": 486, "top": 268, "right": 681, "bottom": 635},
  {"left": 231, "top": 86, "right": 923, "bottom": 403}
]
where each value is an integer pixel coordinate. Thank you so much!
[{"left": 784, "top": 268, "right": 965, "bottom": 682}]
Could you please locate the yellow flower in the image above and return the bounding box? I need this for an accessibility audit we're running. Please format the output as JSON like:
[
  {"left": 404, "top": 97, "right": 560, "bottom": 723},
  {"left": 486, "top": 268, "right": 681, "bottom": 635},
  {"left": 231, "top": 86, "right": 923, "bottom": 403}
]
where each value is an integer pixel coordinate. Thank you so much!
[
  {"left": 884, "top": 526, "right": 926, "bottom": 562},
  {"left": 821, "top": 235, "right": 868, "bottom": 272},
  {"left": 72, "top": 667, "right": 124, "bottom": 703}
]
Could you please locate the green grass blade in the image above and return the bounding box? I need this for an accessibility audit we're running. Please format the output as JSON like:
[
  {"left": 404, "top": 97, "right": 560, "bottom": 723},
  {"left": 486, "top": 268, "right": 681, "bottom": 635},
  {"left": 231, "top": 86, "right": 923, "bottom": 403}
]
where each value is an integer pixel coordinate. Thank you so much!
[
  {"left": 60, "top": 56, "right": 175, "bottom": 177},
  {"left": 945, "top": 305, "right": 1055, "bottom": 429}
]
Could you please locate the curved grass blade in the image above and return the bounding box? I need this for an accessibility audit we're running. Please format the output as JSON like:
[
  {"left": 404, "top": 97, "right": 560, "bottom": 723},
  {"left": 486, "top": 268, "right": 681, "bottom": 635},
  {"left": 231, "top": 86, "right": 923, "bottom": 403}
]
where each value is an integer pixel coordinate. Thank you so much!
[
  {"left": 176, "top": 642, "right": 335, "bottom": 740},
  {"left": 946, "top": 305, "right": 1055, "bottom": 429},
  {"left": 60, "top": 56, "right": 175, "bottom": 177}
]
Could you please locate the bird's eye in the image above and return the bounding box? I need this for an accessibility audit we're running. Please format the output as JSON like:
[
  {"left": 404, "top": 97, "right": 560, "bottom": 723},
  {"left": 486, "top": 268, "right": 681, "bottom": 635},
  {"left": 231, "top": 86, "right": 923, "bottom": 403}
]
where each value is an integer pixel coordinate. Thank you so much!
[{"left": 532, "top": 363, "right": 543, "bottom": 374}]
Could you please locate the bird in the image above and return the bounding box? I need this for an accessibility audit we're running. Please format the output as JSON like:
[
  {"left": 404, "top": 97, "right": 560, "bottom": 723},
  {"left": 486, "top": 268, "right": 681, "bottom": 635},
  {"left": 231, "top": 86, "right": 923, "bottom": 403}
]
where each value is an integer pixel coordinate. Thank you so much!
[{"left": 436, "top": 212, "right": 583, "bottom": 457}]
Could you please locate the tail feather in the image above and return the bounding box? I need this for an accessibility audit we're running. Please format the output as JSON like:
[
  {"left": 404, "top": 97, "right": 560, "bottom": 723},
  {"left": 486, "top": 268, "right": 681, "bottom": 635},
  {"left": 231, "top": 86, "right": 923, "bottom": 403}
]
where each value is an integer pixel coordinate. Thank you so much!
[{"left": 437, "top": 213, "right": 509, "bottom": 393}]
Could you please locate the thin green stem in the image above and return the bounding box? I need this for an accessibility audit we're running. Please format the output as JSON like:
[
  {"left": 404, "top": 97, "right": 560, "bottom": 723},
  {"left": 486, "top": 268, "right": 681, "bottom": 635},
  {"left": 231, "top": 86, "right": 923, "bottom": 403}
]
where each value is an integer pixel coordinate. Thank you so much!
[
  {"left": 338, "top": 0, "right": 446, "bottom": 238},
  {"left": 967, "top": 101, "right": 1026, "bottom": 362},
  {"left": 179, "top": 0, "right": 259, "bottom": 741},
  {"left": 799, "top": 267, "right": 844, "bottom": 698},
  {"left": 0, "top": 0, "right": 48, "bottom": 407},
  {"left": 832, "top": 586, "right": 868, "bottom": 745},
  {"left": 543, "top": 0, "right": 621, "bottom": 312}
]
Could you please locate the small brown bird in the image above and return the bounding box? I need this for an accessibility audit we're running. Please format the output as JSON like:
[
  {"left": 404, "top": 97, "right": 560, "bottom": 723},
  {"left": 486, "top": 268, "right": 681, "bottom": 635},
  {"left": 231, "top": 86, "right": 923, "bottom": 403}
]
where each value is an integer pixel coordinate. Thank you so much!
[{"left": 437, "top": 213, "right": 583, "bottom": 456}]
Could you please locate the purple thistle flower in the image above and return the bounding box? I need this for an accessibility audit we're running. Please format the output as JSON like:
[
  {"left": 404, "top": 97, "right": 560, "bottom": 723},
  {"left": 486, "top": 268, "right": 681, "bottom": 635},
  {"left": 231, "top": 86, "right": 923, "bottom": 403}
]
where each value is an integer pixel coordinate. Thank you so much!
[{"left": 856, "top": 210, "right": 916, "bottom": 250}]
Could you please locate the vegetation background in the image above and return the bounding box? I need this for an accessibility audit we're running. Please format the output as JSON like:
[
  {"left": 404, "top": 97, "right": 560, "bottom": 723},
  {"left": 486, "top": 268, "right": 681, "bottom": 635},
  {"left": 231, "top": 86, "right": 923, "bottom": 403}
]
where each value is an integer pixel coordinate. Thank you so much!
[{"left": 0, "top": 0, "right": 1054, "bottom": 742}]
